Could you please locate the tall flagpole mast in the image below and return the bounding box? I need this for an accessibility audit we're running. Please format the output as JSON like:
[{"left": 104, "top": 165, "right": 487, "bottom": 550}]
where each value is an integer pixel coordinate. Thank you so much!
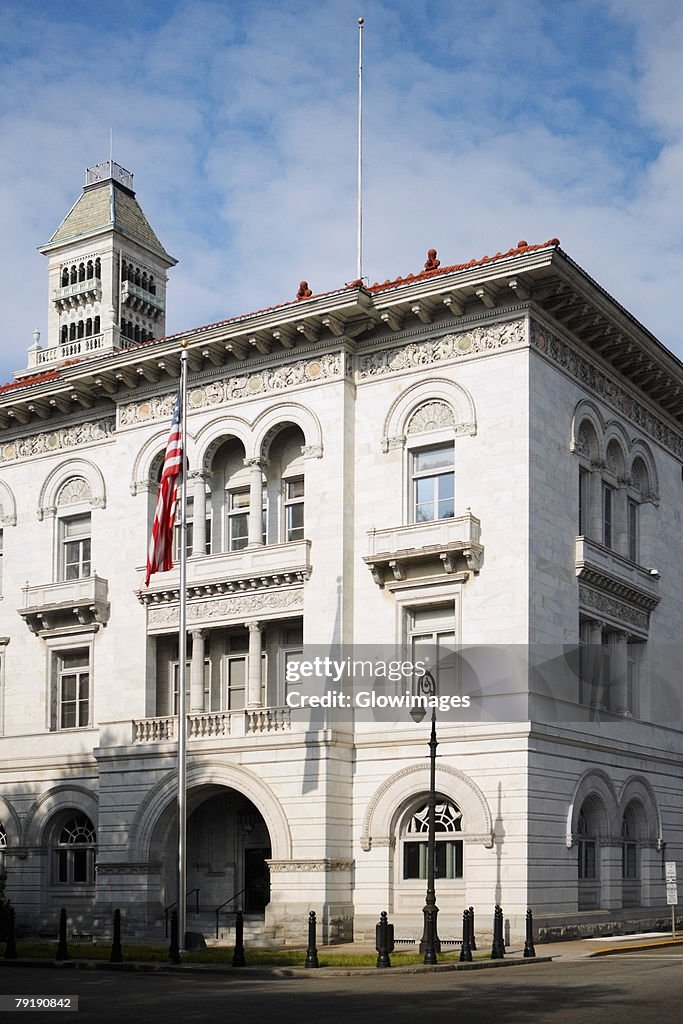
[
  {"left": 356, "top": 16, "right": 364, "bottom": 282},
  {"left": 177, "top": 343, "right": 189, "bottom": 951}
]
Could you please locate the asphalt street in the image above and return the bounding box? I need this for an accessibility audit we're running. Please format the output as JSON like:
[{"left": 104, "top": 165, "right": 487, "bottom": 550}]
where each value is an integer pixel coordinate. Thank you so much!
[{"left": 2, "top": 949, "right": 683, "bottom": 1023}]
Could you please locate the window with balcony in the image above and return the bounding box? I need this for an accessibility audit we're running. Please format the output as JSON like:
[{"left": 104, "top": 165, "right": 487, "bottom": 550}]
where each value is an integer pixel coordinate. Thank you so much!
[
  {"left": 54, "top": 649, "right": 90, "bottom": 729},
  {"left": 60, "top": 514, "right": 91, "bottom": 580},
  {"left": 412, "top": 443, "right": 454, "bottom": 523}
]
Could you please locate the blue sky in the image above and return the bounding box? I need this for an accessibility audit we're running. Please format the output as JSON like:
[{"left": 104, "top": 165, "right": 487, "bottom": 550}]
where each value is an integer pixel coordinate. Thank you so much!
[{"left": 1, "top": 0, "right": 682, "bottom": 383}]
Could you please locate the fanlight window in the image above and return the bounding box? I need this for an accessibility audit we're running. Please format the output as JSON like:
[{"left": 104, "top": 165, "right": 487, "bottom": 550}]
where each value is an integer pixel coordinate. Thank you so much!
[
  {"left": 54, "top": 814, "right": 96, "bottom": 884},
  {"left": 402, "top": 799, "right": 463, "bottom": 880}
]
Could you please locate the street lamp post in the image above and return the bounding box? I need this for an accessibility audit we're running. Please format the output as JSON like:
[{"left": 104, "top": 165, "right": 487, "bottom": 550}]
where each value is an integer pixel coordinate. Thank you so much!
[{"left": 411, "top": 670, "right": 440, "bottom": 964}]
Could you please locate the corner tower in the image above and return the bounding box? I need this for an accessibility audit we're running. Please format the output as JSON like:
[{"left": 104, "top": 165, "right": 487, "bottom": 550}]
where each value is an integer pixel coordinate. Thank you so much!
[{"left": 28, "top": 161, "right": 176, "bottom": 372}]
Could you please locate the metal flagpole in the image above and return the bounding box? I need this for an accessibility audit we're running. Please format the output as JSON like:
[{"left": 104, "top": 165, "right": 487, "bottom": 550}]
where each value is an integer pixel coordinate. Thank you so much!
[
  {"left": 357, "top": 16, "right": 364, "bottom": 282},
  {"left": 177, "top": 344, "right": 189, "bottom": 951}
]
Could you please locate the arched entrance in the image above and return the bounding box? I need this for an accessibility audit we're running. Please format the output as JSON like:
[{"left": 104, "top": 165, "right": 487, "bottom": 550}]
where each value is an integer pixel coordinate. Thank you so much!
[{"left": 150, "top": 785, "right": 272, "bottom": 917}]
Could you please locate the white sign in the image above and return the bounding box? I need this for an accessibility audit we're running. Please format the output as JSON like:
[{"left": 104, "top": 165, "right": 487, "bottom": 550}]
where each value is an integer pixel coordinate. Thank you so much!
[
  {"left": 667, "top": 880, "right": 678, "bottom": 906},
  {"left": 665, "top": 861, "right": 677, "bottom": 882}
]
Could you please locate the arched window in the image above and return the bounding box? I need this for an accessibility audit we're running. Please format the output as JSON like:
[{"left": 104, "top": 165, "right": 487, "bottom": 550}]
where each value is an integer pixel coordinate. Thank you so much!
[
  {"left": 77, "top": 320, "right": 84, "bottom": 340},
  {"left": 134, "top": 324, "right": 140, "bottom": 342},
  {"left": 142, "top": 272, "right": 148, "bottom": 291},
  {"left": 93, "top": 315, "right": 100, "bottom": 334},
  {"left": 401, "top": 799, "right": 463, "bottom": 880},
  {"left": 149, "top": 276, "right": 156, "bottom": 295},
  {"left": 69, "top": 323, "right": 76, "bottom": 342},
  {"left": 86, "top": 260, "right": 94, "bottom": 280},
  {"left": 53, "top": 814, "right": 96, "bottom": 885},
  {"left": 70, "top": 265, "right": 77, "bottom": 285},
  {"left": 134, "top": 267, "right": 141, "bottom": 286},
  {"left": 95, "top": 258, "right": 101, "bottom": 279},
  {"left": 61, "top": 268, "right": 69, "bottom": 287},
  {"left": 60, "top": 325, "right": 68, "bottom": 345},
  {"left": 78, "top": 263, "right": 85, "bottom": 282},
  {"left": 121, "top": 261, "right": 128, "bottom": 282},
  {"left": 85, "top": 318, "right": 92, "bottom": 338}
]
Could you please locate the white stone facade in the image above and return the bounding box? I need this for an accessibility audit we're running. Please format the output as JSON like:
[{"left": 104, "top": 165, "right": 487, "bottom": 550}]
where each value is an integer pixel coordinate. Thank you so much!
[{"left": 1, "top": 172, "right": 682, "bottom": 946}]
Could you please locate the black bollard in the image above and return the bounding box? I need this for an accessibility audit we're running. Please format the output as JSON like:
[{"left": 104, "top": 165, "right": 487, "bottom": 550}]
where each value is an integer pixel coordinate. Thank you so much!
[
  {"left": 56, "top": 907, "right": 69, "bottom": 961},
  {"left": 232, "top": 910, "right": 245, "bottom": 967},
  {"left": 375, "top": 911, "right": 393, "bottom": 968},
  {"left": 459, "top": 909, "right": 473, "bottom": 962},
  {"left": 110, "top": 908, "right": 123, "bottom": 963},
  {"left": 305, "top": 910, "right": 319, "bottom": 968},
  {"left": 523, "top": 908, "right": 536, "bottom": 958},
  {"left": 4, "top": 906, "right": 17, "bottom": 960},
  {"left": 168, "top": 909, "right": 180, "bottom": 964},
  {"left": 491, "top": 905, "right": 505, "bottom": 959},
  {"left": 468, "top": 906, "right": 477, "bottom": 951}
]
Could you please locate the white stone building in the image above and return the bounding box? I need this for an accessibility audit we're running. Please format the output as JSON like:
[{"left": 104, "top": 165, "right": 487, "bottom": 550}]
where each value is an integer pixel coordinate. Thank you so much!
[{"left": 0, "top": 161, "right": 681, "bottom": 945}]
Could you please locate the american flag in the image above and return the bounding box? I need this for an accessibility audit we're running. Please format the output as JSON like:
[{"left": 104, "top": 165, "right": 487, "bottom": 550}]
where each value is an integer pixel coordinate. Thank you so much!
[{"left": 145, "top": 392, "right": 183, "bottom": 586}]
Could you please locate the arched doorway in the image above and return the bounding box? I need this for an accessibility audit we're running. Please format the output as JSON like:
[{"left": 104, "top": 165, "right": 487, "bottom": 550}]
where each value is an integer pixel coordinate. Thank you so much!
[{"left": 151, "top": 785, "right": 272, "bottom": 917}]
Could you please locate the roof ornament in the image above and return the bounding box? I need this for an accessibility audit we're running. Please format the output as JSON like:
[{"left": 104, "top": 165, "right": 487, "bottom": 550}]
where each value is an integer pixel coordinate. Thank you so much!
[
  {"left": 296, "top": 281, "right": 313, "bottom": 301},
  {"left": 424, "top": 248, "right": 440, "bottom": 271}
]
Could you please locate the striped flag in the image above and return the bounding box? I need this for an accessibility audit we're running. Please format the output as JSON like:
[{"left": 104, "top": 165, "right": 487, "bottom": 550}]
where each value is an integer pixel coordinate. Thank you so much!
[{"left": 145, "top": 392, "right": 182, "bottom": 586}]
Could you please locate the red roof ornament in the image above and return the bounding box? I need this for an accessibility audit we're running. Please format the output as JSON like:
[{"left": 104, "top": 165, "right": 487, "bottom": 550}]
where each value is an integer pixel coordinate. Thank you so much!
[
  {"left": 296, "top": 280, "right": 312, "bottom": 301},
  {"left": 424, "top": 248, "right": 440, "bottom": 271}
]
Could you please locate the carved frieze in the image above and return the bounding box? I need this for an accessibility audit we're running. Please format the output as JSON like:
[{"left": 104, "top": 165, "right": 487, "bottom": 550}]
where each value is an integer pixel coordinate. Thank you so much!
[
  {"left": 119, "top": 353, "right": 347, "bottom": 428},
  {"left": 147, "top": 587, "right": 304, "bottom": 629},
  {"left": 267, "top": 859, "right": 354, "bottom": 873},
  {"left": 531, "top": 321, "right": 683, "bottom": 460},
  {"left": 579, "top": 585, "right": 649, "bottom": 633},
  {"left": 357, "top": 320, "right": 526, "bottom": 379},
  {"left": 0, "top": 418, "right": 115, "bottom": 465}
]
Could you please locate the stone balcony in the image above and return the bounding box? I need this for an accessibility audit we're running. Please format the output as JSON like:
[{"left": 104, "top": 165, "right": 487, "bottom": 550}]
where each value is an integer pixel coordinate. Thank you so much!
[
  {"left": 19, "top": 574, "right": 110, "bottom": 635},
  {"left": 131, "top": 706, "right": 292, "bottom": 743},
  {"left": 364, "top": 513, "right": 483, "bottom": 587},
  {"left": 52, "top": 278, "right": 101, "bottom": 308},
  {"left": 121, "top": 279, "right": 164, "bottom": 317},
  {"left": 575, "top": 536, "right": 661, "bottom": 636}
]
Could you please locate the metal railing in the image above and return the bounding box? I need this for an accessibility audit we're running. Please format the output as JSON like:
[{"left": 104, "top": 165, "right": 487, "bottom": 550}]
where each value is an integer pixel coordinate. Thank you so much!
[
  {"left": 164, "top": 888, "right": 200, "bottom": 937},
  {"left": 214, "top": 888, "right": 246, "bottom": 939}
]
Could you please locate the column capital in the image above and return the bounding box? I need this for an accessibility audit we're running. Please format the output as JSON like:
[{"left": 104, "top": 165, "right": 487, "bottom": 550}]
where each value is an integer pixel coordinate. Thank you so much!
[
  {"left": 246, "top": 620, "right": 263, "bottom": 633},
  {"left": 244, "top": 457, "right": 269, "bottom": 470}
]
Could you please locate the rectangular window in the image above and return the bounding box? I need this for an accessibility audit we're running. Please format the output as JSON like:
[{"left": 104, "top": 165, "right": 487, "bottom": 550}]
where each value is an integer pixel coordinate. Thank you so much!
[
  {"left": 228, "top": 489, "right": 250, "bottom": 550},
  {"left": 403, "top": 840, "right": 463, "bottom": 879},
  {"left": 57, "top": 650, "right": 90, "bottom": 729},
  {"left": 578, "top": 468, "right": 590, "bottom": 535},
  {"left": 602, "top": 484, "right": 614, "bottom": 549},
  {"left": 61, "top": 514, "right": 91, "bottom": 580},
  {"left": 284, "top": 478, "right": 304, "bottom": 541},
  {"left": 622, "top": 842, "right": 637, "bottom": 879},
  {"left": 627, "top": 499, "right": 639, "bottom": 562},
  {"left": 578, "top": 840, "right": 596, "bottom": 879},
  {"left": 174, "top": 495, "right": 212, "bottom": 559},
  {"left": 412, "top": 444, "right": 455, "bottom": 523}
]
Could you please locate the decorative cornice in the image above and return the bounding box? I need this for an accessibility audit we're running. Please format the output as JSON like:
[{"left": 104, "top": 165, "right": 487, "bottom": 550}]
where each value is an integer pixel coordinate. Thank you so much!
[
  {"left": 146, "top": 586, "right": 304, "bottom": 629},
  {"left": 96, "top": 861, "right": 161, "bottom": 875},
  {"left": 531, "top": 320, "right": 683, "bottom": 459},
  {"left": 579, "top": 585, "right": 650, "bottom": 634},
  {"left": 0, "top": 417, "right": 115, "bottom": 465},
  {"left": 266, "top": 859, "right": 354, "bottom": 873},
  {"left": 118, "top": 353, "right": 349, "bottom": 428},
  {"left": 357, "top": 320, "right": 526, "bottom": 380}
]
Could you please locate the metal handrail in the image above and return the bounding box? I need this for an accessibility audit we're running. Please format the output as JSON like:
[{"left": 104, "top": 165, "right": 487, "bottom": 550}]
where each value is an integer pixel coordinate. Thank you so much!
[
  {"left": 214, "top": 888, "right": 247, "bottom": 939},
  {"left": 164, "top": 888, "right": 200, "bottom": 937}
]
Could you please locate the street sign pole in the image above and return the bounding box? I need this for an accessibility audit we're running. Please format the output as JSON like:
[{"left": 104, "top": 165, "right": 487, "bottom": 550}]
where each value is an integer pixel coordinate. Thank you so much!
[{"left": 665, "top": 861, "right": 677, "bottom": 940}]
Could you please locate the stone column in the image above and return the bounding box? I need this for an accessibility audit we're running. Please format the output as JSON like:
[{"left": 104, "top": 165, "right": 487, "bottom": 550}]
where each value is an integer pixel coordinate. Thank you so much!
[
  {"left": 613, "top": 631, "right": 631, "bottom": 716},
  {"left": 615, "top": 477, "right": 630, "bottom": 556},
  {"left": 245, "top": 458, "right": 266, "bottom": 547},
  {"left": 190, "top": 629, "right": 206, "bottom": 712},
  {"left": 589, "top": 461, "right": 605, "bottom": 540},
  {"left": 246, "top": 621, "right": 263, "bottom": 708},
  {"left": 190, "top": 471, "right": 208, "bottom": 556},
  {"left": 588, "top": 621, "right": 604, "bottom": 710}
]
